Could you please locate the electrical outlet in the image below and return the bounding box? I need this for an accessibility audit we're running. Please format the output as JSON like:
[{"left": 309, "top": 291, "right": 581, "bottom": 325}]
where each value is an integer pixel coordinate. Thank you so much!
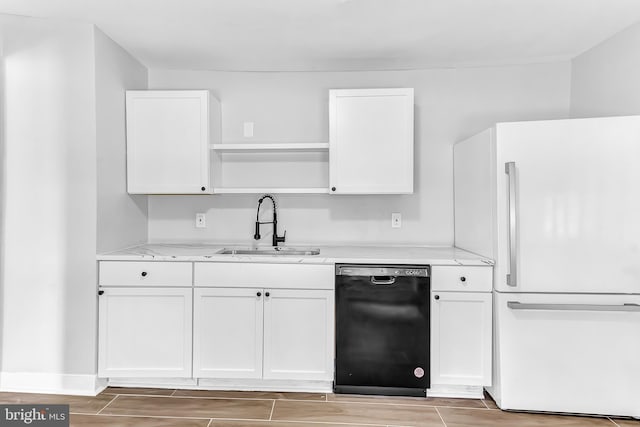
[
  {"left": 195, "top": 213, "right": 206, "bottom": 228},
  {"left": 391, "top": 212, "right": 402, "bottom": 228}
]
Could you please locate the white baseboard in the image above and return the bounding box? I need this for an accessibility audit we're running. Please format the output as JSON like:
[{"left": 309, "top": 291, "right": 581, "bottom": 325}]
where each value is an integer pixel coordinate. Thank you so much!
[
  {"left": 107, "top": 377, "right": 333, "bottom": 393},
  {"left": 427, "top": 384, "right": 484, "bottom": 399},
  {"left": 107, "top": 377, "right": 198, "bottom": 389},
  {"left": 198, "top": 378, "right": 333, "bottom": 393},
  {"left": 0, "top": 372, "right": 106, "bottom": 396}
]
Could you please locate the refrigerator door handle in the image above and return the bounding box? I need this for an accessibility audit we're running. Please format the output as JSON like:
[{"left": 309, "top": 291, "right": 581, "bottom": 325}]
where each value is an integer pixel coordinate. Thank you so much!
[
  {"left": 505, "top": 161, "right": 517, "bottom": 287},
  {"left": 507, "top": 301, "right": 640, "bottom": 312}
]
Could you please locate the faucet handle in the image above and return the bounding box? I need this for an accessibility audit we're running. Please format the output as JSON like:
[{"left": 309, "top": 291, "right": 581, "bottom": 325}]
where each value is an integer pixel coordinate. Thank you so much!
[{"left": 275, "top": 230, "right": 286, "bottom": 244}]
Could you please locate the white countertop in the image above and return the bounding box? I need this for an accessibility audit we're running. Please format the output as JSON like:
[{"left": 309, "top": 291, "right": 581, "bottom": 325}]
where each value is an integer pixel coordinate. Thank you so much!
[{"left": 97, "top": 243, "right": 493, "bottom": 266}]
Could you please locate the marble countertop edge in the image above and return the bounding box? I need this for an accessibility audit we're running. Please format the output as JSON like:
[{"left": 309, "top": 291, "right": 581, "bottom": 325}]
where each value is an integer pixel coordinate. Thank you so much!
[{"left": 97, "top": 243, "right": 494, "bottom": 266}]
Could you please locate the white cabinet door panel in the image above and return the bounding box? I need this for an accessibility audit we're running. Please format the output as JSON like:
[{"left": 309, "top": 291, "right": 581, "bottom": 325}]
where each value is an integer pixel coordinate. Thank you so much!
[
  {"left": 98, "top": 287, "right": 192, "bottom": 378},
  {"left": 126, "top": 90, "right": 213, "bottom": 194},
  {"left": 329, "top": 88, "right": 413, "bottom": 194},
  {"left": 431, "top": 291, "right": 492, "bottom": 386},
  {"left": 193, "top": 288, "right": 263, "bottom": 379},
  {"left": 263, "top": 289, "right": 334, "bottom": 381}
]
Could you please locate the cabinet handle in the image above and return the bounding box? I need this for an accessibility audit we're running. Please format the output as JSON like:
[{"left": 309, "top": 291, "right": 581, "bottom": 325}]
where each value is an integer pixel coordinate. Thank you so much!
[
  {"left": 201, "top": 186, "right": 206, "bottom": 191},
  {"left": 265, "top": 292, "right": 270, "bottom": 297},
  {"left": 331, "top": 187, "right": 336, "bottom": 192},
  {"left": 460, "top": 276, "right": 466, "bottom": 282},
  {"left": 141, "top": 271, "right": 148, "bottom": 277},
  {"left": 98, "top": 290, "right": 104, "bottom": 296},
  {"left": 256, "top": 291, "right": 262, "bottom": 297},
  {"left": 434, "top": 295, "right": 440, "bottom": 300}
]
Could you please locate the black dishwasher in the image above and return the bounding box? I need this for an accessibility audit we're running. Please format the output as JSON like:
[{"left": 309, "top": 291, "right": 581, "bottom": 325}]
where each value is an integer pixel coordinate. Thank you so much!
[{"left": 335, "top": 264, "right": 430, "bottom": 397}]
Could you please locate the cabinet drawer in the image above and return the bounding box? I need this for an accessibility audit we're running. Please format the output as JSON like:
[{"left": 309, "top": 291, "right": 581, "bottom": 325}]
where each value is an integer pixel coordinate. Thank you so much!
[
  {"left": 194, "top": 263, "right": 334, "bottom": 290},
  {"left": 431, "top": 266, "right": 492, "bottom": 292},
  {"left": 99, "top": 261, "right": 192, "bottom": 286}
]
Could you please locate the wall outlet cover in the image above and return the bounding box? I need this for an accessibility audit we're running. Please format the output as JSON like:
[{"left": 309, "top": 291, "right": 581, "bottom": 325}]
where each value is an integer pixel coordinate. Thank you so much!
[
  {"left": 195, "top": 213, "right": 207, "bottom": 228},
  {"left": 392, "top": 212, "right": 402, "bottom": 228}
]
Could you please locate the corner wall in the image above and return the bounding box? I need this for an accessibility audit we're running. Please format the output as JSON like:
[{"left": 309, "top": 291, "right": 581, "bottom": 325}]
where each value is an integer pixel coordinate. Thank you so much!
[
  {"left": 0, "top": 16, "right": 149, "bottom": 395},
  {"left": 95, "top": 27, "right": 148, "bottom": 253},
  {"left": 0, "top": 15, "right": 98, "bottom": 392},
  {"left": 571, "top": 22, "right": 640, "bottom": 117}
]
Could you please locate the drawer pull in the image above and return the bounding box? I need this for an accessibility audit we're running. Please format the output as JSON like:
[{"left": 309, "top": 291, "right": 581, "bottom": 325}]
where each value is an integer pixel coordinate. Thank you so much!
[
  {"left": 434, "top": 295, "right": 440, "bottom": 300},
  {"left": 141, "top": 271, "right": 148, "bottom": 277},
  {"left": 460, "top": 276, "right": 466, "bottom": 282}
]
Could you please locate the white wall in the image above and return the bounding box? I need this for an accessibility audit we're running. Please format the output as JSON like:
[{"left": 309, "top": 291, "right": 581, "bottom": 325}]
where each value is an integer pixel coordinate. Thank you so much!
[
  {"left": 148, "top": 64, "right": 571, "bottom": 246},
  {"left": 95, "top": 27, "right": 148, "bottom": 253},
  {"left": 0, "top": 15, "right": 98, "bottom": 389},
  {"left": 571, "top": 23, "right": 640, "bottom": 117}
]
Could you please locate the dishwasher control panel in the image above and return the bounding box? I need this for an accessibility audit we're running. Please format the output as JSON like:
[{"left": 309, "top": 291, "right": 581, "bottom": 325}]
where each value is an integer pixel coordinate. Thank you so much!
[{"left": 335, "top": 265, "right": 430, "bottom": 277}]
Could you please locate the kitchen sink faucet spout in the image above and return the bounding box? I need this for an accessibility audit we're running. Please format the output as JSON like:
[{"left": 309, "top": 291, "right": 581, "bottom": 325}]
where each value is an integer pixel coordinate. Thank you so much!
[{"left": 254, "top": 194, "right": 286, "bottom": 247}]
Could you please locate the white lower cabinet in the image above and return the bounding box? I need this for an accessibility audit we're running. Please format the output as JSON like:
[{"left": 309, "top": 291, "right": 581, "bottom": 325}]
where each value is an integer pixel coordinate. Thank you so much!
[
  {"left": 193, "top": 262, "right": 335, "bottom": 384},
  {"left": 193, "top": 288, "right": 264, "bottom": 379},
  {"left": 263, "top": 289, "right": 334, "bottom": 380},
  {"left": 98, "top": 287, "right": 193, "bottom": 378},
  {"left": 96, "top": 260, "right": 495, "bottom": 398},
  {"left": 193, "top": 287, "right": 334, "bottom": 382},
  {"left": 430, "top": 266, "right": 493, "bottom": 395},
  {"left": 430, "top": 291, "right": 492, "bottom": 386}
]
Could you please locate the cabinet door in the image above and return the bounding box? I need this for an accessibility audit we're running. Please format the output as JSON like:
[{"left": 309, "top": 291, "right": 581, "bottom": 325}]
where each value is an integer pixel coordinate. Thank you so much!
[
  {"left": 193, "top": 288, "right": 263, "bottom": 379},
  {"left": 263, "top": 289, "right": 334, "bottom": 381},
  {"left": 126, "top": 90, "right": 213, "bottom": 194},
  {"left": 329, "top": 88, "right": 414, "bottom": 194},
  {"left": 430, "top": 291, "right": 492, "bottom": 386},
  {"left": 98, "top": 287, "right": 192, "bottom": 378}
]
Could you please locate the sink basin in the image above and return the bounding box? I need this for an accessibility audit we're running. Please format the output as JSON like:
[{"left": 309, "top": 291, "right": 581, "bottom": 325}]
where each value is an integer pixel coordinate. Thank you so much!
[{"left": 218, "top": 247, "right": 321, "bottom": 256}]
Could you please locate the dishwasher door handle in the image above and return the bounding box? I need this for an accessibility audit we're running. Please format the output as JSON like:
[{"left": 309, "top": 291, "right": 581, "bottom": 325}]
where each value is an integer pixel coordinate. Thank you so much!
[{"left": 370, "top": 276, "right": 396, "bottom": 285}]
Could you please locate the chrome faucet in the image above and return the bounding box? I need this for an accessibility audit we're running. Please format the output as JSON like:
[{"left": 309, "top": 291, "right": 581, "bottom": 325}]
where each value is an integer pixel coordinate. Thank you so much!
[{"left": 254, "top": 194, "right": 286, "bottom": 247}]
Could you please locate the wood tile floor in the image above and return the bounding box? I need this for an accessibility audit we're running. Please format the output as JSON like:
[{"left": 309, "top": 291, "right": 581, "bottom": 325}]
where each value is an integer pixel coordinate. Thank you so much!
[{"left": 0, "top": 388, "right": 638, "bottom": 426}]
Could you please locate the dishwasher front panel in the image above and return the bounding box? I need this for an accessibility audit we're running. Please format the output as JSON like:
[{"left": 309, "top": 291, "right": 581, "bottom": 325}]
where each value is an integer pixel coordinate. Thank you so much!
[{"left": 335, "top": 264, "right": 430, "bottom": 397}]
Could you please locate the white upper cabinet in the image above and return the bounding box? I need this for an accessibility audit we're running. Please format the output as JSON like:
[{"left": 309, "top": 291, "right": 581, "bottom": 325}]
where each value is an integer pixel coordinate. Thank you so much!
[
  {"left": 126, "top": 90, "right": 220, "bottom": 194},
  {"left": 329, "top": 88, "right": 414, "bottom": 194}
]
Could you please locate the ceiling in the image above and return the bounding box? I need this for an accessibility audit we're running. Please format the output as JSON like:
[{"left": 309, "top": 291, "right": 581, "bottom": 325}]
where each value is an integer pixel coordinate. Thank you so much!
[{"left": 2, "top": 0, "right": 640, "bottom": 71}]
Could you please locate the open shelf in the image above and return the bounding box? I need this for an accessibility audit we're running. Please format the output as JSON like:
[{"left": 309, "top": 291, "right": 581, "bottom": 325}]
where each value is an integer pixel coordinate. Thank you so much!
[
  {"left": 211, "top": 141, "right": 329, "bottom": 193},
  {"left": 213, "top": 187, "right": 330, "bottom": 194},
  {"left": 211, "top": 142, "right": 329, "bottom": 152}
]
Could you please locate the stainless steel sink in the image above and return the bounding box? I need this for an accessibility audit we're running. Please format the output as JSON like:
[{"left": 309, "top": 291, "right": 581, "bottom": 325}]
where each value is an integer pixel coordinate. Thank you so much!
[{"left": 218, "top": 247, "right": 321, "bottom": 256}]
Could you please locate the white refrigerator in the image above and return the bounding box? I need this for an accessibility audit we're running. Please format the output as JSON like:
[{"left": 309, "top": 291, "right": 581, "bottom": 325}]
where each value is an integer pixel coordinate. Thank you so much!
[{"left": 454, "top": 116, "right": 640, "bottom": 418}]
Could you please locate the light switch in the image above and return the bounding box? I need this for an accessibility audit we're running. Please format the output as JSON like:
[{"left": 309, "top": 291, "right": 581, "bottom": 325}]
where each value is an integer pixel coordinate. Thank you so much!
[{"left": 243, "top": 122, "right": 254, "bottom": 138}]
